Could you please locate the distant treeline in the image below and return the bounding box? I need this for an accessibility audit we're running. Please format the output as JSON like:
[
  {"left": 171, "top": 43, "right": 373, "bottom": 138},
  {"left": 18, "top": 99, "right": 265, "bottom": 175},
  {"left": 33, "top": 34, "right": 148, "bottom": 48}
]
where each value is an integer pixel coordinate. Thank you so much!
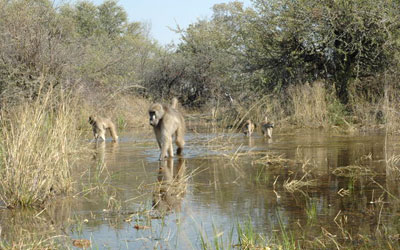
[{"left": 1, "top": 0, "right": 400, "bottom": 128}]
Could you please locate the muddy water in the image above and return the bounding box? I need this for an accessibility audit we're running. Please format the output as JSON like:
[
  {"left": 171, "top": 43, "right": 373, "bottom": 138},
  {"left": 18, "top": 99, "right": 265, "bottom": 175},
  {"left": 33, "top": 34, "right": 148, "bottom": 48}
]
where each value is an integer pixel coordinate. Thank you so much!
[{"left": 3, "top": 128, "right": 400, "bottom": 249}]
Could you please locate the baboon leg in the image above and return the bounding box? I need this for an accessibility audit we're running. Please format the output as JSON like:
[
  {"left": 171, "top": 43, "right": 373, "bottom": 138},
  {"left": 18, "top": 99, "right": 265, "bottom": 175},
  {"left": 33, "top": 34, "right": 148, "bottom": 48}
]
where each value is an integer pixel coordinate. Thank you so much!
[
  {"left": 93, "top": 132, "right": 99, "bottom": 142},
  {"left": 159, "top": 135, "right": 171, "bottom": 160},
  {"left": 108, "top": 123, "right": 119, "bottom": 142},
  {"left": 92, "top": 127, "right": 99, "bottom": 141},
  {"left": 267, "top": 128, "right": 272, "bottom": 138},
  {"left": 175, "top": 127, "right": 185, "bottom": 155},
  {"left": 168, "top": 140, "right": 174, "bottom": 158},
  {"left": 155, "top": 129, "right": 162, "bottom": 149},
  {"left": 99, "top": 128, "right": 106, "bottom": 141}
]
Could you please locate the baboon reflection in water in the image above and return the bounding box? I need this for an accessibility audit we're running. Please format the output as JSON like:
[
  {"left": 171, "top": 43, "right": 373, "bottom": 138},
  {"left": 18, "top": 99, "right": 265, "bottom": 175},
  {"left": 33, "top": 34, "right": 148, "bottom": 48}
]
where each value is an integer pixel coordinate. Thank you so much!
[
  {"left": 88, "top": 115, "right": 119, "bottom": 142},
  {"left": 148, "top": 98, "right": 185, "bottom": 160},
  {"left": 91, "top": 140, "right": 118, "bottom": 165},
  {"left": 152, "top": 157, "right": 187, "bottom": 214}
]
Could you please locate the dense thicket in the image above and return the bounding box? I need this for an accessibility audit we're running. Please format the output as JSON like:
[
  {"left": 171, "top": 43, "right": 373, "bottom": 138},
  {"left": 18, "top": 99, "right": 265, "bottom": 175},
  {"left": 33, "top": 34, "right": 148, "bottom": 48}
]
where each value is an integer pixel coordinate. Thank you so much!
[
  {"left": 0, "top": 0, "right": 158, "bottom": 107},
  {"left": 150, "top": 0, "right": 400, "bottom": 108}
]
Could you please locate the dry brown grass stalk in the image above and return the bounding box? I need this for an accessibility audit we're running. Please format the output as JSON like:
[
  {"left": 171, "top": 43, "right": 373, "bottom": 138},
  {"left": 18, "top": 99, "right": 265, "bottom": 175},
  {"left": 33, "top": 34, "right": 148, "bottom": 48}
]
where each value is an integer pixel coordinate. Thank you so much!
[
  {"left": 332, "top": 165, "right": 375, "bottom": 178},
  {"left": 386, "top": 154, "right": 400, "bottom": 174},
  {"left": 288, "top": 81, "right": 329, "bottom": 127},
  {"left": 283, "top": 175, "right": 316, "bottom": 193},
  {"left": 0, "top": 88, "right": 83, "bottom": 208},
  {"left": 253, "top": 152, "right": 290, "bottom": 167}
]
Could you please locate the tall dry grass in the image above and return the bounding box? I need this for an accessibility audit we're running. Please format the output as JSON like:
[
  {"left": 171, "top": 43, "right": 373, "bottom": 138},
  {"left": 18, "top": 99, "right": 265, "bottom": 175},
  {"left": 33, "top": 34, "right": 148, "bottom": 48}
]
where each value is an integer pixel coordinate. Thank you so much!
[
  {"left": 212, "top": 94, "right": 286, "bottom": 132},
  {"left": 211, "top": 79, "right": 400, "bottom": 131},
  {"left": 287, "top": 81, "right": 329, "bottom": 127},
  {"left": 348, "top": 75, "right": 400, "bottom": 132},
  {"left": 0, "top": 88, "right": 83, "bottom": 208}
]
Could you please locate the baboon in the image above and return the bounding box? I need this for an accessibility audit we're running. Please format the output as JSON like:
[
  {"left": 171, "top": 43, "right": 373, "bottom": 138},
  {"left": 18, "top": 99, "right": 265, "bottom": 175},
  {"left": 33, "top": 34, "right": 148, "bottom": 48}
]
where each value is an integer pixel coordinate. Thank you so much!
[
  {"left": 149, "top": 101, "right": 185, "bottom": 161},
  {"left": 242, "top": 119, "right": 255, "bottom": 137},
  {"left": 261, "top": 116, "right": 274, "bottom": 138},
  {"left": 88, "top": 115, "right": 119, "bottom": 142}
]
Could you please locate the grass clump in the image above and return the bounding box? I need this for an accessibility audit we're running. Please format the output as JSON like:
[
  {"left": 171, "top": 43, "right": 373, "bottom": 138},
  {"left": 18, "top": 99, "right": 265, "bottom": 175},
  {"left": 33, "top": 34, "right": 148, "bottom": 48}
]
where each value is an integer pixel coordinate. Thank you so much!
[
  {"left": 0, "top": 89, "right": 82, "bottom": 208},
  {"left": 332, "top": 165, "right": 375, "bottom": 178},
  {"left": 283, "top": 176, "right": 316, "bottom": 193}
]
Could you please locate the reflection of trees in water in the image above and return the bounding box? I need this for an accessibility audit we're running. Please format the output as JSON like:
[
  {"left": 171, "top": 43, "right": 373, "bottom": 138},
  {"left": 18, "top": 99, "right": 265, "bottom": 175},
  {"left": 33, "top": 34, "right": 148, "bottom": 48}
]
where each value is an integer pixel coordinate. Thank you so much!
[{"left": 152, "top": 157, "right": 187, "bottom": 215}]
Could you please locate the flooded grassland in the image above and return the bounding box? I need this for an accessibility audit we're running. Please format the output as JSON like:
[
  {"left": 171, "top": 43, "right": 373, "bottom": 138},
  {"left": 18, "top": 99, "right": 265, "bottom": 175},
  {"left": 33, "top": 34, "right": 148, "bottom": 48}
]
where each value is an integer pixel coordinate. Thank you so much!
[{"left": 1, "top": 127, "right": 400, "bottom": 249}]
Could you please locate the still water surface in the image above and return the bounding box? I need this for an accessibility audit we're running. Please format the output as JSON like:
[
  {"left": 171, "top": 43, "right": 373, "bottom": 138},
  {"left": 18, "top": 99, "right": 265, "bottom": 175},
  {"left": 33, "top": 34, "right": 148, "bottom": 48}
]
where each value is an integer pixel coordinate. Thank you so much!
[
  {"left": 3, "top": 128, "right": 400, "bottom": 249},
  {"left": 70, "top": 128, "right": 400, "bottom": 249}
]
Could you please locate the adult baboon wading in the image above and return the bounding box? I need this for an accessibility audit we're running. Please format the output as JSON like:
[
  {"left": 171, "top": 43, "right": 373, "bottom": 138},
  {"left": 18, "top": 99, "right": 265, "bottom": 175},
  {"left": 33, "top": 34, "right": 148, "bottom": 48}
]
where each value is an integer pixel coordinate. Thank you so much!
[
  {"left": 88, "top": 115, "right": 119, "bottom": 142},
  {"left": 149, "top": 100, "right": 185, "bottom": 161}
]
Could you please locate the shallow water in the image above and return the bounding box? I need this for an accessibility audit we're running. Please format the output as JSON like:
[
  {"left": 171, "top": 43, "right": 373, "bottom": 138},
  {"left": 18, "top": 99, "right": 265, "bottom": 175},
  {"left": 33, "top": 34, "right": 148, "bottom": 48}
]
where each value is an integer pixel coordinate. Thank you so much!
[{"left": 2, "top": 128, "right": 400, "bottom": 249}]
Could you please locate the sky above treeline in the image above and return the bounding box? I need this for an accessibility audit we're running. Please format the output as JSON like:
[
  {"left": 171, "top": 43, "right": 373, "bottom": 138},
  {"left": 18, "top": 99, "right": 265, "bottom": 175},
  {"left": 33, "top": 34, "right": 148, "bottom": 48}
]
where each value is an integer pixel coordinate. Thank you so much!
[{"left": 89, "top": 0, "right": 252, "bottom": 45}]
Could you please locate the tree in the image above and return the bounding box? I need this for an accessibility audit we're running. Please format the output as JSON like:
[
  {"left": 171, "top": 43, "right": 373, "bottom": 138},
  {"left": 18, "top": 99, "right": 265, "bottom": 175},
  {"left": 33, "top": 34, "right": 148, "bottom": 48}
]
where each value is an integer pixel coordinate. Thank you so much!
[
  {"left": 97, "top": 0, "right": 127, "bottom": 37},
  {"left": 246, "top": 0, "right": 400, "bottom": 103},
  {"left": 74, "top": 1, "right": 99, "bottom": 37}
]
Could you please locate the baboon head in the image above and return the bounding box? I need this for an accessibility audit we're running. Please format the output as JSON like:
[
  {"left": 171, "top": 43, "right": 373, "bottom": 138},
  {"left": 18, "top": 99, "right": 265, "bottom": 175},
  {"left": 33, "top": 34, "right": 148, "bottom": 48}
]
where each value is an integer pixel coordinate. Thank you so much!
[
  {"left": 149, "top": 103, "right": 164, "bottom": 127},
  {"left": 88, "top": 115, "right": 96, "bottom": 125}
]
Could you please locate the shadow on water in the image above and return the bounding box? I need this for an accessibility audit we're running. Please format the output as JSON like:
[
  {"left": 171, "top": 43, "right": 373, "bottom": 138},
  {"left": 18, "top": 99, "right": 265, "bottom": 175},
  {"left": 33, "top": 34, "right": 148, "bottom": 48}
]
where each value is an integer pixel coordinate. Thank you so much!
[{"left": 2, "top": 128, "right": 400, "bottom": 248}]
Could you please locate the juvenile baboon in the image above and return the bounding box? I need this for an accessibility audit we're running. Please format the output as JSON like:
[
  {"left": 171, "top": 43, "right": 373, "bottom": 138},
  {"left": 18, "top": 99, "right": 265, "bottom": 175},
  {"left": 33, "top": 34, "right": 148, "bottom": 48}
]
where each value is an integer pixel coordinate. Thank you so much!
[
  {"left": 149, "top": 101, "right": 185, "bottom": 160},
  {"left": 261, "top": 116, "right": 274, "bottom": 138},
  {"left": 88, "top": 115, "right": 119, "bottom": 142},
  {"left": 242, "top": 119, "right": 255, "bottom": 137}
]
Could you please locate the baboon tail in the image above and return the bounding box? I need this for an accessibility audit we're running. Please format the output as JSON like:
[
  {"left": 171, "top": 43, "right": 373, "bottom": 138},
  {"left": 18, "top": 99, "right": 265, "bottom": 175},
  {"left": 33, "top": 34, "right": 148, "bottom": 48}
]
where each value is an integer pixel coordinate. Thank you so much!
[{"left": 171, "top": 97, "right": 178, "bottom": 109}]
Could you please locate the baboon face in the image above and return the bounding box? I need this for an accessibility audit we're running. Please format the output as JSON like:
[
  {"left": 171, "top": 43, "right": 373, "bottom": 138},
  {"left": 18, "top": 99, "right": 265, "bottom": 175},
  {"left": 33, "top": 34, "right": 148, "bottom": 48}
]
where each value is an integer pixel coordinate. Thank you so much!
[
  {"left": 149, "top": 104, "right": 164, "bottom": 127},
  {"left": 88, "top": 116, "right": 96, "bottom": 125}
]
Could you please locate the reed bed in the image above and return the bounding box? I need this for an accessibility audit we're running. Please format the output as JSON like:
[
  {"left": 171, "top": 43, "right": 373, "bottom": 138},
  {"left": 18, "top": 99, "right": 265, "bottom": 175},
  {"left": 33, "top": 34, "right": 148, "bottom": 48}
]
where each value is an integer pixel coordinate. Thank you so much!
[{"left": 0, "top": 89, "right": 83, "bottom": 208}]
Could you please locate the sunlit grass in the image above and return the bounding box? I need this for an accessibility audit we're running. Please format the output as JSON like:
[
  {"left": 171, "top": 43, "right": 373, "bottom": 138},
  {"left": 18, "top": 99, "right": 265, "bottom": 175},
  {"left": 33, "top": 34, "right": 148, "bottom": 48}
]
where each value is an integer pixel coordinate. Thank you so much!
[{"left": 0, "top": 88, "right": 83, "bottom": 208}]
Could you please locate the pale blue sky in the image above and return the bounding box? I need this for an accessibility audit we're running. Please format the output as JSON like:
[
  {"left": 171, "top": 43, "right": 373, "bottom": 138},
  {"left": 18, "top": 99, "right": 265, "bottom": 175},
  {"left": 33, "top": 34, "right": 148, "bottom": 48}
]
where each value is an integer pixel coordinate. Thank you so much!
[{"left": 90, "top": 0, "right": 252, "bottom": 45}]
